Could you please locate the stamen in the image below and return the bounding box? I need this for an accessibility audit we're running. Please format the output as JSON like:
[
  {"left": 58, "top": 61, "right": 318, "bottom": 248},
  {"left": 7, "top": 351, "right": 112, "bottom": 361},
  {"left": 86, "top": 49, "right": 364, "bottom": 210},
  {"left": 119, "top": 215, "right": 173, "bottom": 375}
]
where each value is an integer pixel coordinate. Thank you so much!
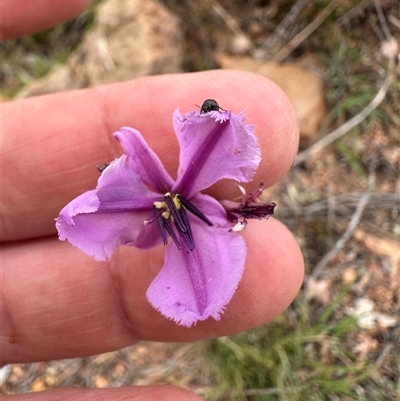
[
  {"left": 179, "top": 207, "right": 195, "bottom": 251},
  {"left": 163, "top": 219, "right": 182, "bottom": 250},
  {"left": 177, "top": 195, "right": 213, "bottom": 226},
  {"left": 144, "top": 207, "right": 165, "bottom": 225},
  {"left": 146, "top": 193, "right": 212, "bottom": 252},
  {"left": 152, "top": 206, "right": 168, "bottom": 245},
  {"left": 164, "top": 193, "right": 187, "bottom": 233}
]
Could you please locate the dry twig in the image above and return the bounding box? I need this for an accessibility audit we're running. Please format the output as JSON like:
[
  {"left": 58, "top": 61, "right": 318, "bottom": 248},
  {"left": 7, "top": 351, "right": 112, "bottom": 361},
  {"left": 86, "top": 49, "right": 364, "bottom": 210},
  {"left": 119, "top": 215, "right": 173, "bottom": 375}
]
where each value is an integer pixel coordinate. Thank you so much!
[
  {"left": 374, "top": 0, "right": 392, "bottom": 40},
  {"left": 337, "top": 0, "right": 373, "bottom": 26},
  {"left": 256, "top": 0, "right": 310, "bottom": 59},
  {"left": 287, "top": 192, "right": 399, "bottom": 217},
  {"left": 272, "top": 0, "right": 340, "bottom": 63},
  {"left": 311, "top": 191, "right": 371, "bottom": 279},
  {"left": 311, "top": 164, "right": 377, "bottom": 279},
  {"left": 388, "top": 15, "right": 400, "bottom": 31},
  {"left": 211, "top": 1, "right": 257, "bottom": 57},
  {"left": 294, "top": 60, "right": 396, "bottom": 167},
  {"left": 295, "top": 3, "right": 397, "bottom": 167}
]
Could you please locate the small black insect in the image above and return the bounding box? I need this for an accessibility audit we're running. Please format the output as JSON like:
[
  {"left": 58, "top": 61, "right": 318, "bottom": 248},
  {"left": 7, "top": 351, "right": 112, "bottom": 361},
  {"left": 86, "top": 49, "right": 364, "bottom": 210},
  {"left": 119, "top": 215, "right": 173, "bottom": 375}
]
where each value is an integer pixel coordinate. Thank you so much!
[
  {"left": 197, "top": 99, "right": 226, "bottom": 114},
  {"left": 97, "top": 163, "right": 110, "bottom": 173}
]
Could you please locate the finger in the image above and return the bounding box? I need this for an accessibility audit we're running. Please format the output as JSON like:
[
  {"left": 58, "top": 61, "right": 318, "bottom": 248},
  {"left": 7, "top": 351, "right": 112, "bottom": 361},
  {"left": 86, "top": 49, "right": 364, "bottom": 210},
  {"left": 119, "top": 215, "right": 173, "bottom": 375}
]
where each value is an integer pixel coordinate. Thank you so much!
[
  {"left": 2, "top": 70, "right": 299, "bottom": 241},
  {"left": 0, "top": 0, "right": 92, "bottom": 40},
  {"left": 7, "top": 386, "right": 203, "bottom": 401},
  {"left": 1, "top": 218, "right": 304, "bottom": 364}
]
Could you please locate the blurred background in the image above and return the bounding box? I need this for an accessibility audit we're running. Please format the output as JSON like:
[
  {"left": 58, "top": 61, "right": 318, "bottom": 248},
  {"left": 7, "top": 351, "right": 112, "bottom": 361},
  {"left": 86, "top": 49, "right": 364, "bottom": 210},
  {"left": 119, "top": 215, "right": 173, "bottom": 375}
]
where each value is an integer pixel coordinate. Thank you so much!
[{"left": 1, "top": 0, "right": 399, "bottom": 400}]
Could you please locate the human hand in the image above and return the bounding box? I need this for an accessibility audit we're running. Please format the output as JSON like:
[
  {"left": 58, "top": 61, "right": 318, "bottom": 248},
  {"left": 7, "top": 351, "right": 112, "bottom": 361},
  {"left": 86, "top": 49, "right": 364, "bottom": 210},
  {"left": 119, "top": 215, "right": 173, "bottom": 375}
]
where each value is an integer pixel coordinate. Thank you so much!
[{"left": 1, "top": 1, "right": 304, "bottom": 399}]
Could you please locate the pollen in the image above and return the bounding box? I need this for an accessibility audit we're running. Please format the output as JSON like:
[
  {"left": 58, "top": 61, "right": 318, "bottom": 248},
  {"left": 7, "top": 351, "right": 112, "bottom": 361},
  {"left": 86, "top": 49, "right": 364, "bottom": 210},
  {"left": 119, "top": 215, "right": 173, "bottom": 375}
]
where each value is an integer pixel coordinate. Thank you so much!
[{"left": 154, "top": 201, "right": 166, "bottom": 209}]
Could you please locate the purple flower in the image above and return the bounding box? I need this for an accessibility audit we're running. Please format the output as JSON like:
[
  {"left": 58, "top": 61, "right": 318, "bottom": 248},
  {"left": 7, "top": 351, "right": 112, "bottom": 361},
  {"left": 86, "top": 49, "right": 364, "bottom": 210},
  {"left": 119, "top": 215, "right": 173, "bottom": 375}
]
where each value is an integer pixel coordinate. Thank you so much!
[
  {"left": 220, "top": 181, "right": 277, "bottom": 232},
  {"left": 56, "top": 107, "right": 261, "bottom": 327}
]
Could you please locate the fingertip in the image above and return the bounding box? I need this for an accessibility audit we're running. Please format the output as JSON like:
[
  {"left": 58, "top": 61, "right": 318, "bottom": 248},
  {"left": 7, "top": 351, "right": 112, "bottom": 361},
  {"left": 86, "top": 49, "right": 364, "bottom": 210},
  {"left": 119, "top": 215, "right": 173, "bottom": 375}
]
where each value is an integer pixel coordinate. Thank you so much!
[
  {"left": 232, "top": 217, "right": 304, "bottom": 325},
  {"left": 1, "top": 0, "right": 93, "bottom": 40},
  {"left": 10, "top": 386, "right": 204, "bottom": 401},
  {"left": 1, "top": 217, "right": 303, "bottom": 362}
]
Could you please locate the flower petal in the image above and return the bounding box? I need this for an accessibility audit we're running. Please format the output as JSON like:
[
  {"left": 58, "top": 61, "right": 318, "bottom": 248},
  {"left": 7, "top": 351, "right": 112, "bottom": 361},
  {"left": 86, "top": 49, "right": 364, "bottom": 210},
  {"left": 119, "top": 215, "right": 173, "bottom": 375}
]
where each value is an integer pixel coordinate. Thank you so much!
[
  {"left": 96, "top": 155, "right": 160, "bottom": 211},
  {"left": 56, "top": 155, "right": 163, "bottom": 261},
  {"left": 57, "top": 196, "right": 161, "bottom": 261},
  {"left": 146, "top": 194, "right": 247, "bottom": 326},
  {"left": 114, "top": 127, "right": 174, "bottom": 194},
  {"left": 173, "top": 108, "right": 261, "bottom": 198}
]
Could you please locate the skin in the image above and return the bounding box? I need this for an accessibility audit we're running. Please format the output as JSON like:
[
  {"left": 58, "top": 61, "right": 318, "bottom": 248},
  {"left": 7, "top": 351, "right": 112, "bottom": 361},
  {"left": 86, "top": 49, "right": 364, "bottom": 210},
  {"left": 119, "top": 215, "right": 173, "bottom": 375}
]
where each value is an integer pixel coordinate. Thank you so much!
[
  {"left": 0, "top": 1, "right": 304, "bottom": 399},
  {"left": 0, "top": 0, "right": 93, "bottom": 40}
]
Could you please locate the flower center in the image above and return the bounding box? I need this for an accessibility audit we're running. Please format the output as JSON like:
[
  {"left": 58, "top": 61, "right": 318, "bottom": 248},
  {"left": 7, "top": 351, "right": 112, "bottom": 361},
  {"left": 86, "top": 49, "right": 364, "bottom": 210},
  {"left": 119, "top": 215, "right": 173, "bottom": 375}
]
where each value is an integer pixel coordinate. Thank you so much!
[{"left": 145, "top": 193, "right": 213, "bottom": 251}]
